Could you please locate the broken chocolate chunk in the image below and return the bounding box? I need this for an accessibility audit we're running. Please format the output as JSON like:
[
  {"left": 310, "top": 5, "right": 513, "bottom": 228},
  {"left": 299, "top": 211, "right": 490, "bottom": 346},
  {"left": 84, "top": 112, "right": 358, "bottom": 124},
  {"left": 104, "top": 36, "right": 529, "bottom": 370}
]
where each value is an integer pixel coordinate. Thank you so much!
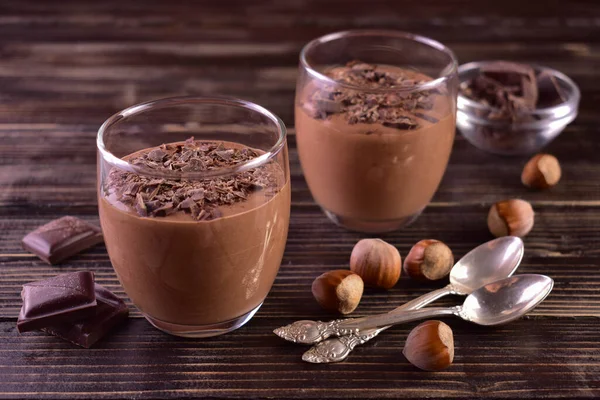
[
  {"left": 188, "top": 188, "right": 205, "bottom": 201},
  {"left": 17, "top": 271, "right": 97, "bottom": 333},
  {"left": 537, "top": 70, "right": 568, "bottom": 108},
  {"left": 460, "top": 61, "right": 568, "bottom": 121},
  {"left": 482, "top": 61, "right": 538, "bottom": 109},
  {"left": 215, "top": 149, "right": 235, "bottom": 160},
  {"left": 383, "top": 117, "right": 419, "bottom": 130},
  {"left": 135, "top": 193, "right": 148, "bottom": 217},
  {"left": 313, "top": 98, "right": 343, "bottom": 114},
  {"left": 152, "top": 202, "right": 176, "bottom": 217},
  {"left": 147, "top": 148, "right": 168, "bottom": 162},
  {"left": 178, "top": 197, "right": 195, "bottom": 210},
  {"left": 22, "top": 216, "right": 104, "bottom": 265},
  {"left": 41, "top": 284, "right": 129, "bottom": 348}
]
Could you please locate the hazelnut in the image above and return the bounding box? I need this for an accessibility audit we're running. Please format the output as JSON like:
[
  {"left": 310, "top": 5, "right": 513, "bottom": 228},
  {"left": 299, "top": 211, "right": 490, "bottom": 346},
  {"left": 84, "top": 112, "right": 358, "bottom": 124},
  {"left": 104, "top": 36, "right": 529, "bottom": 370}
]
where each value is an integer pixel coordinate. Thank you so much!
[
  {"left": 521, "top": 153, "right": 561, "bottom": 189},
  {"left": 311, "top": 270, "right": 364, "bottom": 314},
  {"left": 403, "top": 320, "right": 454, "bottom": 371},
  {"left": 350, "top": 239, "right": 401, "bottom": 289},
  {"left": 404, "top": 240, "right": 454, "bottom": 282},
  {"left": 487, "top": 199, "right": 534, "bottom": 238}
]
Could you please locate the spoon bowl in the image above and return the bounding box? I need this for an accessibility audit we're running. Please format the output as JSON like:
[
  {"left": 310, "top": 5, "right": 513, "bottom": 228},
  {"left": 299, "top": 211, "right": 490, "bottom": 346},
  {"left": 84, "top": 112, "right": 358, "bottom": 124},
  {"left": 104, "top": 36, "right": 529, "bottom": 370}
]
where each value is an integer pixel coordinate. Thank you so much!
[
  {"left": 462, "top": 274, "right": 554, "bottom": 325},
  {"left": 449, "top": 236, "right": 524, "bottom": 295}
]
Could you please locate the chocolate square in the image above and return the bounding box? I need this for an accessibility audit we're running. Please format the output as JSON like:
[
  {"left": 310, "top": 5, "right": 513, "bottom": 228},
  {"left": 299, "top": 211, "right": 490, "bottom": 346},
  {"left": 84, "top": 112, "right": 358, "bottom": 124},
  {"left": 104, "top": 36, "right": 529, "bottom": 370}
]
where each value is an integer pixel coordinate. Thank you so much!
[
  {"left": 17, "top": 271, "right": 97, "bottom": 333},
  {"left": 537, "top": 70, "right": 568, "bottom": 108},
  {"left": 42, "top": 284, "right": 129, "bottom": 348},
  {"left": 22, "top": 216, "right": 104, "bottom": 265}
]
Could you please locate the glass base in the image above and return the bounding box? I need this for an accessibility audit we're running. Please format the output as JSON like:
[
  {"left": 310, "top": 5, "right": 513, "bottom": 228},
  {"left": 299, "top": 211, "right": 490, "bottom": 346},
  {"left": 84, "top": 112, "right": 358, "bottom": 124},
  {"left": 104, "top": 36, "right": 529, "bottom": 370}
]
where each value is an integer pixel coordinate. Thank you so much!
[
  {"left": 142, "top": 303, "right": 263, "bottom": 338},
  {"left": 323, "top": 208, "right": 422, "bottom": 233}
]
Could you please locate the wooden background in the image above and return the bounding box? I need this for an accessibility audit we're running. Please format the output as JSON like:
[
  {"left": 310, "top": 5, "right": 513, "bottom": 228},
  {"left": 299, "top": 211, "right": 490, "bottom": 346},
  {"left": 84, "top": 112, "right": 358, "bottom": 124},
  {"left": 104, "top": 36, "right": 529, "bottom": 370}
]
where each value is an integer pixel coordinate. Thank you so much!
[{"left": 1, "top": 0, "right": 600, "bottom": 398}]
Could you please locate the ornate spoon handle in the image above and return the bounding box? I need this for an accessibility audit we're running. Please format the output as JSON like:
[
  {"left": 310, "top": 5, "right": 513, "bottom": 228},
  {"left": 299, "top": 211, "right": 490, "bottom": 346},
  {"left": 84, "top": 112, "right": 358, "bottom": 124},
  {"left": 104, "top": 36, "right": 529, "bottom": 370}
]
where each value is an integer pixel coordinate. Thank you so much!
[
  {"left": 341, "top": 306, "right": 460, "bottom": 331},
  {"left": 303, "top": 285, "right": 455, "bottom": 363},
  {"left": 274, "top": 285, "right": 460, "bottom": 345},
  {"left": 388, "top": 285, "right": 455, "bottom": 312}
]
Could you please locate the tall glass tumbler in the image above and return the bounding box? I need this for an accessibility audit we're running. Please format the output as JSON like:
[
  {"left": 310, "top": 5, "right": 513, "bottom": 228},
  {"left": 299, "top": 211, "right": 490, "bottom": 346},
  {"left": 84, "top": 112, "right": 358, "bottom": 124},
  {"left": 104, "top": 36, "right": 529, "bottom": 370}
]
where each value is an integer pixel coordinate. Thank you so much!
[
  {"left": 97, "top": 96, "right": 290, "bottom": 337},
  {"left": 295, "top": 30, "right": 458, "bottom": 233}
]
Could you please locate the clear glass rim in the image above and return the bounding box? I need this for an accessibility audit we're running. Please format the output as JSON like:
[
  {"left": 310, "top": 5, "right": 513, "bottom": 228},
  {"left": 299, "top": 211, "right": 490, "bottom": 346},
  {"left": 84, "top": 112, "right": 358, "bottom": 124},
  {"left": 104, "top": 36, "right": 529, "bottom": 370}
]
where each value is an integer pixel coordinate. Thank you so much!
[
  {"left": 97, "top": 95, "right": 287, "bottom": 180},
  {"left": 299, "top": 29, "right": 459, "bottom": 93},
  {"left": 457, "top": 60, "right": 581, "bottom": 119}
]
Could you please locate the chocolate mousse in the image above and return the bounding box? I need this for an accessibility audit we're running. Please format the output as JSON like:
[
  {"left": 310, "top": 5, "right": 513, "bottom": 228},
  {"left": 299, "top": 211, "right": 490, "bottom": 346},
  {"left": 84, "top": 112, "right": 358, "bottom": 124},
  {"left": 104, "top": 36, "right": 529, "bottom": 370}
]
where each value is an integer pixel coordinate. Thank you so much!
[
  {"left": 98, "top": 139, "right": 290, "bottom": 335},
  {"left": 295, "top": 61, "right": 456, "bottom": 232}
]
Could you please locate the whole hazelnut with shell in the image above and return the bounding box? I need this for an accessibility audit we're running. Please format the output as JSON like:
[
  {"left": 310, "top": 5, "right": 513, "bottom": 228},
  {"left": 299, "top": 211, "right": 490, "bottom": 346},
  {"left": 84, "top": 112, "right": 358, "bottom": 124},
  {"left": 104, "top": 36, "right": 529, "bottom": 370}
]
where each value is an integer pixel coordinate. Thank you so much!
[
  {"left": 487, "top": 199, "right": 534, "bottom": 238},
  {"left": 350, "top": 239, "right": 401, "bottom": 289},
  {"left": 404, "top": 240, "right": 454, "bottom": 282},
  {"left": 311, "top": 270, "right": 364, "bottom": 314},
  {"left": 521, "top": 153, "right": 561, "bottom": 189},
  {"left": 403, "top": 320, "right": 454, "bottom": 371}
]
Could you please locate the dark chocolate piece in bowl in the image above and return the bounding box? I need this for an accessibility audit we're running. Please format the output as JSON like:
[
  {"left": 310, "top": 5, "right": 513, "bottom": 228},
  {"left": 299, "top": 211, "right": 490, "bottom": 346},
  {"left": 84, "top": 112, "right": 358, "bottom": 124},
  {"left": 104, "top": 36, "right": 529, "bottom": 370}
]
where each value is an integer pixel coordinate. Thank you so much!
[
  {"left": 457, "top": 60, "right": 580, "bottom": 155},
  {"left": 537, "top": 70, "right": 569, "bottom": 108},
  {"left": 22, "top": 216, "right": 104, "bottom": 265},
  {"left": 460, "top": 61, "right": 540, "bottom": 120},
  {"left": 17, "top": 271, "right": 97, "bottom": 333},
  {"left": 41, "top": 284, "right": 129, "bottom": 348},
  {"left": 482, "top": 61, "right": 538, "bottom": 110}
]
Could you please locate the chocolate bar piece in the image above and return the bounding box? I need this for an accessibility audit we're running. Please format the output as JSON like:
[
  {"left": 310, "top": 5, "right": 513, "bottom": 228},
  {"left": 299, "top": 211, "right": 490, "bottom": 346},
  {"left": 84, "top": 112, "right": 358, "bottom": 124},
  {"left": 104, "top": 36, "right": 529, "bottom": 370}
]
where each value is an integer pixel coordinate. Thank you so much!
[
  {"left": 22, "top": 216, "right": 104, "bottom": 265},
  {"left": 42, "top": 284, "right": 129, "bottom": 348},
  {"left": 17, "top": 271, "right": 97, "bottom": 333},
  {"left": 537, "top": 70, "right": 568, "bottom": 108},
  {"left": 460, "top": 61, "right": 569, "bottom": 123},
  {"left": 482, "top": 61, "right": 538, "bottom": 110}
]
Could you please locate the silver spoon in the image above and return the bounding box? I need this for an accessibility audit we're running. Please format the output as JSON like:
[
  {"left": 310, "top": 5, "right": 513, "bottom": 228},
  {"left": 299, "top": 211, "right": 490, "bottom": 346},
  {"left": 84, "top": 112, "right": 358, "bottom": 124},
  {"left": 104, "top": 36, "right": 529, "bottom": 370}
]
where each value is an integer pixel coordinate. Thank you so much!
[
  {"left": 274, "top": 236, "right": 523, "bottom": 347},
  {"left": 301, "top": 236, "right": 524, "bottom": 363},
  {"left": 341, "top": 274, "right": 553, "bottom": 331},
  {"left": 277, "top": 274, "right": 553, "bottom": 345}
]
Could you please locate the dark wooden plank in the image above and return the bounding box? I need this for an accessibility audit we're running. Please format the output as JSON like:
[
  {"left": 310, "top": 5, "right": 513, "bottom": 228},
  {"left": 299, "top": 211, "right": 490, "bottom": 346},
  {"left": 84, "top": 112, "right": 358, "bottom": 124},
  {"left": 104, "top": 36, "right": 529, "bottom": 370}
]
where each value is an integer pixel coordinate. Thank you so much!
[
  {"left": 0, "top": 1, "right": 597, "bottom": 127},
  {"left": 0, "top": 203, "right": 599, "bottom": 319},
  {"left": 1, "top": 0, "right": 600, "bottom": 44},
  {"left": 1, "top": 318, "right": 600, "bottom": 399},
  {"left": 2, "top": 126, "right": 600, "bottom": 207}
]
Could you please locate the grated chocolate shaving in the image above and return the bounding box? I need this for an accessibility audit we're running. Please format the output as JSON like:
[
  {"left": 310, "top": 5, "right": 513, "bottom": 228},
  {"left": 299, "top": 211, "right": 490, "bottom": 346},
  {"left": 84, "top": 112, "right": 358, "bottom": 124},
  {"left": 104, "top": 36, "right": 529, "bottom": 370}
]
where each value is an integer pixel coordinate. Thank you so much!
[
  {"left": 302, "top": 60, "right": 441, "bottom": 129},
  {"left": 105, "top": 139, "right": 279, "bottom": 221}
]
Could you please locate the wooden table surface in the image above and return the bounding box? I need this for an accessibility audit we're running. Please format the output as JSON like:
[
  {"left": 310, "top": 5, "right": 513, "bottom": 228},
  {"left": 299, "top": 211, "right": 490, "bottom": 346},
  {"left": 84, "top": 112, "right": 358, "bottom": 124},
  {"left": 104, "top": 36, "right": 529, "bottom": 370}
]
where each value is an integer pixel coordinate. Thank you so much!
[{"left": 1, "top": 1, "right": 600, "bottom": 398}]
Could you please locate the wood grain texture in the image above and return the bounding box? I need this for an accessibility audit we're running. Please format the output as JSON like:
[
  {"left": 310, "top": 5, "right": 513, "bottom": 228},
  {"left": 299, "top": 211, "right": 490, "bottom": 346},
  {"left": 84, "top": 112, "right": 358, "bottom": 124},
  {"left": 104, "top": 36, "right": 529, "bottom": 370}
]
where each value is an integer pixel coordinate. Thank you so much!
[
  {"left": 0, "top": 0, "right": 599, "bottom": 398},
  {"left": 2, "top": 318, "right": 600, "bottom": 399}
]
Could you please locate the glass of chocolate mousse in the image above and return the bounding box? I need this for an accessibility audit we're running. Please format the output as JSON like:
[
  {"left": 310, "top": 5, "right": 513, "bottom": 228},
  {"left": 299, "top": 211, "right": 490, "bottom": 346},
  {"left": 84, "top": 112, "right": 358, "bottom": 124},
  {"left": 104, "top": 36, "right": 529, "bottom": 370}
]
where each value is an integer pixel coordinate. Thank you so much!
[
  {"left": 296, "top": 30, "right": 458, "bottom": 233},
  {"left": 97, "top": 96, "right": 290, "bottom": 337}
]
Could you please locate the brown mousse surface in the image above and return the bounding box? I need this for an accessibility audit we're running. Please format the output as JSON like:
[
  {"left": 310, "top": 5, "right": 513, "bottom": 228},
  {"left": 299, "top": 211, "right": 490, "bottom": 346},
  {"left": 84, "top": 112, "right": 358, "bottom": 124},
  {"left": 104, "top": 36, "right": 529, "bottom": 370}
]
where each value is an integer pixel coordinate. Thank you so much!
[
  {"left": 99, "top": 139, "right": 290, "bottom": 328},
  {"left": 295, "top": 61, "right": 455, "bottom": 223}
]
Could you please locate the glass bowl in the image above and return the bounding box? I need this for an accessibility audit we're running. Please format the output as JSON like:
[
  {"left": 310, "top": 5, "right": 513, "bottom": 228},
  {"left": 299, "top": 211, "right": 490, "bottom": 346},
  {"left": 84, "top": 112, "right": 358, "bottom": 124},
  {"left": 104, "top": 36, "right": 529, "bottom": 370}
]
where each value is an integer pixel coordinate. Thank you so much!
[{"left": 457, "top": 61, "right": 580, "bottom": 156}]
